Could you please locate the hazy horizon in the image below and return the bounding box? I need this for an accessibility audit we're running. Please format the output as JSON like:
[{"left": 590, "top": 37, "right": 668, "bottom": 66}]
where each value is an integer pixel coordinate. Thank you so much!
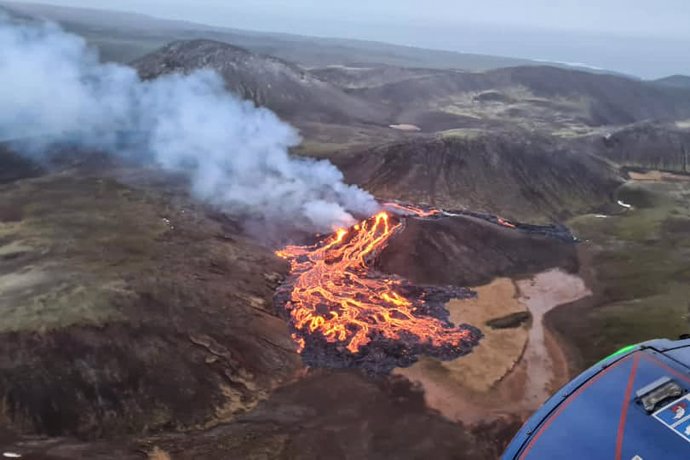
[{"left": 5, "top": 0, "right": 690, "bottom": 78}]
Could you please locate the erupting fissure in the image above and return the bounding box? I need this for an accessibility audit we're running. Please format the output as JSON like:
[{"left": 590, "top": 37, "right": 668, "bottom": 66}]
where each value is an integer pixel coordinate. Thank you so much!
[{"left": 276, "top": 210, "right": 481, "bottom": 370}]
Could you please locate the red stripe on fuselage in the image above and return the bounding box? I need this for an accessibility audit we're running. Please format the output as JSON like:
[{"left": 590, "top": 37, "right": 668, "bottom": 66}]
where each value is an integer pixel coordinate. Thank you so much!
[
  {"left": 641, "top": 352, "right": 690, "bottom": 385},
  {"left": 615, "top": 353, "right": 641, "bottom": 460},
  {"left": 518, "top": 354, "right": 635, "bottom": 459}
]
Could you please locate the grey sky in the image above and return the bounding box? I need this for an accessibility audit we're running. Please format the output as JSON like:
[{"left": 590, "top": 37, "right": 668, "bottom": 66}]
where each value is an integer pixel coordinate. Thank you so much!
[{"left": 8, "top": 0, "right": 690, "bottom": 77}]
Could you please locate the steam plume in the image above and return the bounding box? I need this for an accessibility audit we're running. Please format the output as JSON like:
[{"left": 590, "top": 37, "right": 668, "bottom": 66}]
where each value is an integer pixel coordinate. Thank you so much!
[{"left": 0, "top": 13, "right": 379, "bottom": 232}]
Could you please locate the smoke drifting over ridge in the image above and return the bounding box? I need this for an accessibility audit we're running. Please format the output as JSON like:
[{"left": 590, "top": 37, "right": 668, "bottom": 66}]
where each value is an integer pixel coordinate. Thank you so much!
[{"left": 0, "top": 14, "right": 378, "bottom": 233}]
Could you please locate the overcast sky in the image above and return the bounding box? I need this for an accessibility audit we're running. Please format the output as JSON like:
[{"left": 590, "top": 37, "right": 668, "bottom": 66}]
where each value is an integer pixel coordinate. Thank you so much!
[{"left": 7, "top": 0, "right": 690, "bottom": 77}]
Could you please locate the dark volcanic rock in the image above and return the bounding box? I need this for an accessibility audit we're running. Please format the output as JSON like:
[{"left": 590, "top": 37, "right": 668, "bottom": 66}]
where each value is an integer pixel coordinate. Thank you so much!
[
  {"left": 486, "top": 311, "right": 532, "bottom": 329},
  {"left": 287, "top": 284, "right": 481, "bottom": 374},
  {"left": 378, "top": 214, "right": 579, "bottom": 287}
]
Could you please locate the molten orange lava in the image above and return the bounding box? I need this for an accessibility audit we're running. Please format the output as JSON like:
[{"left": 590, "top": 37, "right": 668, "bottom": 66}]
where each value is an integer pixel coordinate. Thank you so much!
[
  {"left": 277, "top": 211, "right": 474, "bottom": 354},
  {"left": 384, "top": 202, "right": 442, "bottom": 218},
  {"left": 497, "top": 217, "right": 517, "bottom": 229}
]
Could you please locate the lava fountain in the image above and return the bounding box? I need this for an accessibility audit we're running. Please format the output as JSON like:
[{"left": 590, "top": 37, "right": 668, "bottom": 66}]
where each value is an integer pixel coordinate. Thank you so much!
[{"left": 276, "top": 210, "right": 482, "bottom": 372}]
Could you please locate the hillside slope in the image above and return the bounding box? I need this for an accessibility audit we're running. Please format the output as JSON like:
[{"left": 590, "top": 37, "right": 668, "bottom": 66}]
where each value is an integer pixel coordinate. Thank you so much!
[
  {"left": 132, "top": 39, "right": 386, "bottom": 124},
  {"left": 379, "top": 214, "right": 578, "bottom": 287},
  {"left": 132, "top": 39, "right": 690, "bottom": 137},
  {"left": 653, "top": 75, "right": 690, "bottom": 89},
  {"left": 0, "top": 153, "right": 301, "bottom": 437},
  {"left": 346, "top": 66, "right": 690, "bottom": 130},
  {"left": 588, "top": 123, "right": 690, "bottom": 173},
  {"left": 335, "top": 134, "right": 622, "bottom": 222}
]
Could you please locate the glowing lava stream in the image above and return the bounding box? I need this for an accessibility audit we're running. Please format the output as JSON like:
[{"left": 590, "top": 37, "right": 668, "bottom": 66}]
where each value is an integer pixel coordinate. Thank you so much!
[{"left": 276, "top": 211, "right": 476, "bottom": 355}]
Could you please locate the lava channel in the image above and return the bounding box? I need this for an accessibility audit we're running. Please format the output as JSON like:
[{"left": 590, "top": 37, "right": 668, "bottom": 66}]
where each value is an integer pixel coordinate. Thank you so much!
[{"left": 275, "top": 211, "right": 482, "bottom": 372}]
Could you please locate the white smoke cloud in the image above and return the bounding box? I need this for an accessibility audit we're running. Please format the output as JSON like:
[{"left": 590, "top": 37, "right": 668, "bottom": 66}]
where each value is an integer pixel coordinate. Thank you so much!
[{"left": 0, "top": 13, "right": 379, "bottom": 233}]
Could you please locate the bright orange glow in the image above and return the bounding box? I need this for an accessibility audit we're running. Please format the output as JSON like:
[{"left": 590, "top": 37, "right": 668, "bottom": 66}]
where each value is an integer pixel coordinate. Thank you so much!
[
  {"left": 384, "top": 202, "right": 442, "bottom": 218},
  {"left": 497, "top": 217, "right": 517, "bottom": 229},
  {"left": 277, "top": 211, "right": 474, "bottom": 354}
]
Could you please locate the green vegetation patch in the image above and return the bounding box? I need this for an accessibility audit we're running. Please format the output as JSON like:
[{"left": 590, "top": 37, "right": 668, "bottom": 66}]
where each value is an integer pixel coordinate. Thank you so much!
[
  {"left": 0, "top": 173, "right": 169, "bottom": 332},
  {"left": 557, "top": 180, "right": 690, "bottom": 368}
]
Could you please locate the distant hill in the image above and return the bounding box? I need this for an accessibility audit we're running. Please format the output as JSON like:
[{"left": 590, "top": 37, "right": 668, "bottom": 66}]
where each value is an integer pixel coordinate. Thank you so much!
[
  {"left": 653, "top": 75, "right": 690, "bottom": 89},
  {"left": 0, "top": 1, "right": 539, "bottom": 71},
  {"left": 345, "top": 66, "right": 690, "bottom": 129},
  {"left": 129, "top": 37, "right": 690, "bottom": 133},
  {"left": 490, "top": 67, "right": 690, "bottom": 125},
  {"left": 310, "top": 65, "right": 440, "bottom": 90},
  {"left": 583, "top": 122, "right": 690, "bottom": 173},
  {"left": 132, "top": 39, "right": 386, "bottom": 124}
]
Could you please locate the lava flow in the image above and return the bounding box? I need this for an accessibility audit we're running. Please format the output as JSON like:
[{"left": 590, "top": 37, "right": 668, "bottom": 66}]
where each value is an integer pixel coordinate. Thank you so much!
[{"left": 276, "top": 210, "right": 481, "bottom": 372}]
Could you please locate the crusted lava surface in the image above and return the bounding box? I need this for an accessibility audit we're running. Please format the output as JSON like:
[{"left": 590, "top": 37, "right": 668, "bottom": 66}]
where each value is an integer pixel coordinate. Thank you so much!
[
  {"left": 274, "top": 211, "right": 482, "bottom": 374},
  {"left": 274, "top": 203, "right": 579, "bottom": 373},
  {"left": 275, "top": 281, "right": 479, "bottom": 373}
]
